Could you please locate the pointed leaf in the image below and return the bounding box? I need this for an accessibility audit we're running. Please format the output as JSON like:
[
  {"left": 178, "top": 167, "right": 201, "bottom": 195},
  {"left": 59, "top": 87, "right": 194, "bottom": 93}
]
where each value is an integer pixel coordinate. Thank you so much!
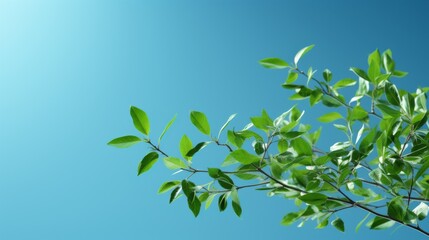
[
  {"left": 190, "top": 111, "right": 210, "bottom": 135},
  {"left": 298, "top": 193, "right": 327, "bottom": 205},
  {"left": 180, "top": 135, "right": 193, "bottom": 161},
  {"left": 294, "top": 44, "right": 315, "bottom": 65},
  {"left": 137, "top": 152, "right": 159, "bottom": 175},
  {"left": 163, "top": 157, "right": 187, "bottom": 170},
  {"left": 217, "top": 114, "right": 237, "bottom": 139},
  {"left": 332, "top": 217, "right": 345, "bottom": 232},
  {"left": 107, "top": 135, "right": 142, "bottom": 148},
  {"left": 130, "top": 106, "right": 150, "bottom": 135},
  {"left": 259, "top": 58, "right": 289, "bottom": 69},
  {"left": 158, "top": 180, "right": 181, "bottom": 194},
  {"left": 227, "top": 149, "right": 260, "bottom": 165},
  {"left": 186, "top": 141, "right": 209, "bottom": 157},
  {"left": 318, "top": 112, "right": 343, "bottom": 123},
  {"left": 158, "top": 115, "right": 176, "bottom": 144}
]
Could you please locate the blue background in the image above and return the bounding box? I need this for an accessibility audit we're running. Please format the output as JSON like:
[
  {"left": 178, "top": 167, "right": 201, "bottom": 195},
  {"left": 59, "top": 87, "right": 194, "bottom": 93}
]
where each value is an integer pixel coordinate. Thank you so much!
[{"left": 1, "top": 1, "right": 428, "bottom": 239}]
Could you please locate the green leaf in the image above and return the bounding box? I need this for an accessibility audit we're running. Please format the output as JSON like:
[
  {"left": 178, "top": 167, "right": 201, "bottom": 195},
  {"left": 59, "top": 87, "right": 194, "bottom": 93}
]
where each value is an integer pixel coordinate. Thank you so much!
[
  {"left": 130, "top": 106, "right": 150, "bottom": 135},
  {"left": 158, "top": 115, "right": 176, "bottom": 144},
  {"left": 179, "top": 135, "right": 193, "bottom": 161},
  {"left": 291, "top": 138, "right": 312, "bottom": 156},
  {"left": 218, "top": 193, "right": 228, "bottom": 212},
  {"left": 393, "top": 70, "right": 408, "bottom": 78},
  {"left": 107, "top": 135, "right": 142, "bottom": 148},
  {"left": 416, "top": 160, "right": 429, "bottom": 180},
  {"left": 227, "top": 149, "right": 260, "bottom": 165},
  {"left": 333, "top": 78, "right": 356, "bottom": 89},
  {"left": 355, "top": 213, "right": 370, "bottom": 232},
  {"left": 259, "top": 58, "right": 289, "bottom": 69},
  {"left": 163, "top": 157, "right": 187, "bottom": 170},
  {"left": 350, "top": 106, "right": 368, "bottom": 121},
  {"left": 250, "top": 109, "right": 273, "bottom": 131},
  {"left": 186, "top": 141, "right": 209, "bottom": 157},
  {"left": 376, "top": 104, "right": 401, "bottom": 117},
  {"left": 217, "top": 114, "right": 237, "bottom": 139},
  {"left": 383, "top": 52, "right": 395, "bottom": 73},
  {"left": 298, "top": 193, "right": 327, "bottom": 205},
  {"left": 281, "top": 212, "right": 301, "bottom": 226},
  {"left": 318, "top": 112, "right": 343, "bottom": 123},
  {"left": 413, "top": 202, "right": 429, "bottom": 220},
  {"left": 310, "top": 89, "right": 323, "bottom": 106},
  {"left": 367, "top": 216, "right": 395, "bottom": 230},
  {"left": 190, "top": 111, "right": 211, "bottom": 135},
  {"left": 321, "top": 95, "right": 342, "bottom": 107},
  {"left": 323, "top": 69, "right": 332, "bottom": 82},
  {"left": 368, "top": 49, "right": 381, "bottom": 78},
  {"left": 158, "top": 180, "right": 181, "bottom": 194},
  {"left": 231, "top": 188, "right": 242, "bottom": 217},
  {"left": 350, "top": 67, "right": 370, "bottom": 81},
  {"left": 332, "top": 217, "right": 345, "bottom": 232},
  {"left": 277, "top": 139, "right": 289, "bottom": 153},
  {"left": 137, "top": 152, "right": 159, "bottom": 175},
  {"left": 286, "top": 71, "right": 299, "bottom": 83},
  {"left": 294, "top": 44, "right": 315, "bottom": 66},
  {"left": 169, "top": 186, "right": 181, "bottom": 203},
  {"left": 205, "top": 193, "right": 216, "bottom": 209},
  {"left": 387, "top": 197, "right": 405, "bottom": 221},
  {"left": 385, "top": 82, "right": 401, "bottom": 106}
]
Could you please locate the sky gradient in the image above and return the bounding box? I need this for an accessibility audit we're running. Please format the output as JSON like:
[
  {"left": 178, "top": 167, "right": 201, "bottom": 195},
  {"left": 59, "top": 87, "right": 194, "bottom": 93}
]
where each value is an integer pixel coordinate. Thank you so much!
[{"left": 1, "top": 1, "right": 429, "bottom": 239}]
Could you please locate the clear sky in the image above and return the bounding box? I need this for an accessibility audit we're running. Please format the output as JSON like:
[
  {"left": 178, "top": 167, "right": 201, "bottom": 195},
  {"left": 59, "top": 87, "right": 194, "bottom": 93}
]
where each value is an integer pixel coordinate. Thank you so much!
[{"left": 1, "top": 1, "right": 429, "bottom": 239}]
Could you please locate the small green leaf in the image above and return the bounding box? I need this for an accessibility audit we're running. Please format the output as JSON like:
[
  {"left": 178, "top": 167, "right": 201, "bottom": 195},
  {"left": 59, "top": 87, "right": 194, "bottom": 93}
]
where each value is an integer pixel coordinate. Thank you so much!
[
  {"left": 323, "top": 69, "right": 332, "bottom": 82},
  {"left": 217, "top": 114, "right": 237, "bottom": 139},
  {"left": 218, "top": 193, "right": 228, "bottom": 212},
  {"left": 227, "top": 149, "right": 260, "bottom": 165},
  {"left": 350, "top": 67, "right": 370, "bottom": 81},
  {"left": 332, "top": 217, "right": 345, "bottom": 232},
  {"left": 385, "top": 82, "right": 401, "bottom": 106},
  {"left": 393, "top": 70, "right": 408, "bottom": 78},
  {"left": 321, "top": 95, "right": 342, "bottom": 107},
  {"left": 291, "top": 138, "right": 312, "bottom": 156},
  {"left": 250, "top": 109, "right": 273, "bottom": 131},
  {"left": 163, "top": 157, "right": 187, "bottom": 170},
  {"left": 350, "top": 106, "right": 368, "bottom": 121},
  {"left": 231, "top": 188, "right": 242, "bottom": 217},
  {"left": 286, "top": 71, "right": 299, "bottom": 83},
  {"left": 130, "top": 106, "right": 150, "bottom": 135},
  {"left": 158, "top": 180, "right": 181, "bottom": 194},
  {"left": 298, "top": 193, "right": 327, "bottom": 205},
  {"left": 180, "top": 135, "right": 193, "bottom": 161},
  {"left": 318, "top": 112, "right": 343, "bottom": 123},
  {"left": 367, "top": 216, "right": 395, "bottom": 230},
  {"left": 107, "top": 135, "right": 142, "bottom": 148},
  {"left": 333, "top": 78, "right": 356, "bottom": 89},
  {"left": 205, "top": 193, "right": 216, "bottom": 209},
  {"left": 158, "top": 115, "right": 176, "bottom": 144},
  {"left": 281, "top": 212, "right": 301, "bottom": 226},
  {"left": 190, "top": 111, "right": 211, "bottom": 135},
  {"left": 355, "top": 213, "right": 370, "bottom": 232},
  {"left": 169, "top": 186, "right": 181, "bottom": 203},
  {"left": 186, "top": 142, "right": 209, "bottom": 157},
  {"left": 137, "top": 152, "right": 159, "bottom": 175},
  {"left": 294, "top": 44, "right": 315, "bottom": 66},
  {"left": 376, "top": 104, "right": 401, "bottom": 117},
  {"left": 383, "top": 52, "right": 395, "bottom": 73},
  {"left": 387, "top": 197, "right": 405, "bottom": 221},
  {"left": 259, "top": 58, "right": 289, "bottom": 69}
]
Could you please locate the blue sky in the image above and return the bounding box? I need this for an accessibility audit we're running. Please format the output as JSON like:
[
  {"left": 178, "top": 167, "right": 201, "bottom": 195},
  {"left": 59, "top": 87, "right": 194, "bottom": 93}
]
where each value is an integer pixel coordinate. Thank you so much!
[{"left": 1, "top": 1, "right": 429, "bottom": 239}]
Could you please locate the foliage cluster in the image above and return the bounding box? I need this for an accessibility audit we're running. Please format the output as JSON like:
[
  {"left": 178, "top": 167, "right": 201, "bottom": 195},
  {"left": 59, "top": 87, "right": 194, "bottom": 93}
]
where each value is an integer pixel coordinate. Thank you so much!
[{"left": 109, "top": 46, "right": 429, "bottom": 236}]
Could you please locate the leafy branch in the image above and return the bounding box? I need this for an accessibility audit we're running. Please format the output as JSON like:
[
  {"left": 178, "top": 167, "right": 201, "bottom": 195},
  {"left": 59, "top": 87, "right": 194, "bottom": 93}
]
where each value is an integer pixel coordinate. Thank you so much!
[{"left": 109, "top": 46, "right": 429, "bottom": 237}]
